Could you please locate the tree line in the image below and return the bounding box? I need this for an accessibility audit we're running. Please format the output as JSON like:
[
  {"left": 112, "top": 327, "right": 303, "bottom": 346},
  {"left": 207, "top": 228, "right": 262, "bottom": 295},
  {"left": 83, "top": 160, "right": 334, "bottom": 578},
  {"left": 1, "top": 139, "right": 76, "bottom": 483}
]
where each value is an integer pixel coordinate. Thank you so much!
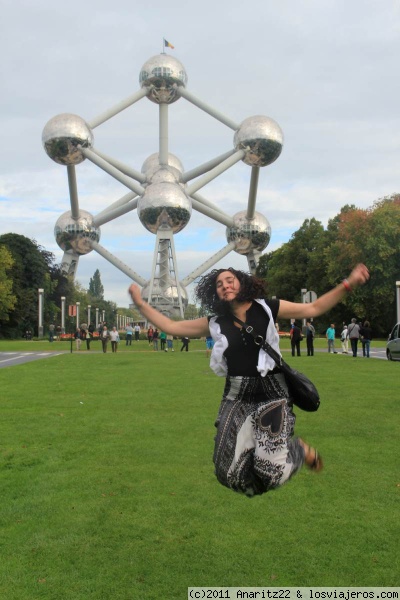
[
  {"left": 0, "top": 234, "right": 133, "bottom": 338},
  {"left": 256, "top": 194, "right": 400, "bottom": 336},
  {"left": 1, "top": 194, "right": 399, "bottom": 338}
]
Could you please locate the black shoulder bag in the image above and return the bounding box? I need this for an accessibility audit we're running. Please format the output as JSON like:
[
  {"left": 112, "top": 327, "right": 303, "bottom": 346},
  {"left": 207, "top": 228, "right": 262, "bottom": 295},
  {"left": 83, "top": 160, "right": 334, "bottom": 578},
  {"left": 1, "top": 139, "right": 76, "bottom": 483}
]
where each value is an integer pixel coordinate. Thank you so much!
[{"left": 232, "top": 315, "right": 320, "bottom": 412}]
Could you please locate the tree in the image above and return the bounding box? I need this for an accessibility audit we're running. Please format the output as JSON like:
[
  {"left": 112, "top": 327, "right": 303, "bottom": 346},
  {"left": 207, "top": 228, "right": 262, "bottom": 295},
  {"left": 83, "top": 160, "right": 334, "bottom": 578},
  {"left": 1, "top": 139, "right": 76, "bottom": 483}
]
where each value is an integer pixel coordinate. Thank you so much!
[
  {"left": 184, "top": 304, "right": 199, "bottom": 320},
  {"left": 325, "top": 195, "right": 400, "bottom": 335},
  {"left": 88, "top": 269, "right": 104, "bottom": 300},
  {"left": 257, "top": 218, "right": 329, "bottom": 302},
  {"left": 0, "top": 245, "right": 16, "bottom": 320},
  {"left": 256, "top": 199, "right": 400, "bottom": 335},
  {"left": 0, "top": 234, "right": 53, "bottom": 337}
]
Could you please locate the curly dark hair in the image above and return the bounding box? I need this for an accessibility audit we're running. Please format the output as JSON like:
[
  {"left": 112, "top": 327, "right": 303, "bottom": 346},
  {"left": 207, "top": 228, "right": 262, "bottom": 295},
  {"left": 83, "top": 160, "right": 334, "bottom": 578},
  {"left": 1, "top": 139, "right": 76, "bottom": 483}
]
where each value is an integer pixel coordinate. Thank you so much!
[{"left": 195, "top": 268, "right": 267, "bottom": 315}]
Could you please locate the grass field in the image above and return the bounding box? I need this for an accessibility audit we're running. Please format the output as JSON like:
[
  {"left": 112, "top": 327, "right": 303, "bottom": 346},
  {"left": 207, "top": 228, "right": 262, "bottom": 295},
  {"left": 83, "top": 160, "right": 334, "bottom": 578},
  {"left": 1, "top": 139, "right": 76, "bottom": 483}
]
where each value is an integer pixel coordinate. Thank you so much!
[{"left": 0, "top": 339, "right": 398, "bottom": 599}]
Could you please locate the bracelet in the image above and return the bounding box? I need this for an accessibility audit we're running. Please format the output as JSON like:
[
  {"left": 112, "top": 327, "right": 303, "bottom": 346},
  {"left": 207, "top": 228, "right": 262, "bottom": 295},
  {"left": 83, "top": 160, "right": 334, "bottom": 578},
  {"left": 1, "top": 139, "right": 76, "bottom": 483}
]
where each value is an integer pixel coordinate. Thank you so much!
[
  {"left": 135, "top": 300, "right": 146, "bottom": 309},
  {"left": 342, "top": 279, "right": 352, "bottom": 293}
]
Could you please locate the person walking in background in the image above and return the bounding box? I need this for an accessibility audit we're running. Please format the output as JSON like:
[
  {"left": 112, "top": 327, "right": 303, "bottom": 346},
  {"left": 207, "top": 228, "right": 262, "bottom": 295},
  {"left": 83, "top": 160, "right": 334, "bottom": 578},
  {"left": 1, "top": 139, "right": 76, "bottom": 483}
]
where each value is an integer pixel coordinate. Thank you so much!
[
  {"left": 110, "top": 326, "right": 120, "bottom": 353},
  {"left": 49, "top": 323, "right": 55, "bottom": 342},
  {"left": 326, "top": 323, "right": 337, "bottom": 353},
  {"left": 87, "top": 323, "right": 94, "bottom": 350},
  {"left": 205, "top": 335, "right": 215, "bottom": 357},
  {"left": 101, "top": 326, "right": 110, "bottom": 353},
  {"left": 152, "top": 328, "right": 159, "bottom": 351},
  {"left": 80, "top": 327, "right": 87, "bottom": 349},
  {"left": 128, "top": 263, "right": 369, "bottom": 497},
  {"left": 180, "top": 336, "right": 190, "bottom": 352},
  {"left": 134, "top": 323, "right": 141, "bottom": 341},
  {"left": 166, "top": 334, "right": 174, "bottom": 352},
  {"left": 348, "top": 318, "right": 361, "bottom": 357},
  {"left": 290, "top": 321, "right": 302, "bottom": 356},
  {"left": 340, "top": 324, "right": 349, "bottom": 354},
  {"left": 74, "top": 327, "right": 81, "bottom": 351},
  {"left": 147, "top": 326, "right": 154, "bottom": 346},
  {"left": 125, "top": 323, "right": 133, "bottom": 345},
  {"left": 305, "top": 320, "right": 315, "bottom": 356},
  {"left": 360, "top": 320, "right": 372, "bottom": 358},
  {"left": 160, "top": 331, "right": 167, "bottom": 351}
]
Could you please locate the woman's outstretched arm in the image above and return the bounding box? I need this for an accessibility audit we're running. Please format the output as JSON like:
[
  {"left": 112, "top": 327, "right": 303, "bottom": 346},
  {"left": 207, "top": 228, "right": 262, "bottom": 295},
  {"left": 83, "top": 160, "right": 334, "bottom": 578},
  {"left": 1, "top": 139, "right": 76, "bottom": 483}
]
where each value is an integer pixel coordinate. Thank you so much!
[
  {"left": 278, "top": 263, "right": 370, "bottom": 320},
  {"left": 128, "top": 283, "right": 210, "bottom": 338}
]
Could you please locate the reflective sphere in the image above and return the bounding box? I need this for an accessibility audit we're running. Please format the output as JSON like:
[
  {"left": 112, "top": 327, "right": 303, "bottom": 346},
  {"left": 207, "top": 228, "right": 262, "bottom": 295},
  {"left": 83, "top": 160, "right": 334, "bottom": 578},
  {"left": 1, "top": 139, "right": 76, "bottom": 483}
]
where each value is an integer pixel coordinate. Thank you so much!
[
  {"left": 141, "top": 279, "right": 188, "bottom": 304},
  {"left": 141, "top": 152, "right": 184, "bottom": 182},
  {"left": 42, "top": 114, "right": 94, "bottom": 165},
  {"left": 137, "top": 182, "right": 191, "bottom": 234},
  {"left": 234, "top": 116, "right": 283, "bottom": 167},
  {"left": 226, "top": 210, "right": 271, "bottom": 255},
  {"left": 139, "top": 54, "right": 188, "bottom": 104},
  {"left": 54, "top": 210, "right": 100, "bottom": 255},
  {"left": 149, "top": 167, "right": 181, "bottom": 185}
]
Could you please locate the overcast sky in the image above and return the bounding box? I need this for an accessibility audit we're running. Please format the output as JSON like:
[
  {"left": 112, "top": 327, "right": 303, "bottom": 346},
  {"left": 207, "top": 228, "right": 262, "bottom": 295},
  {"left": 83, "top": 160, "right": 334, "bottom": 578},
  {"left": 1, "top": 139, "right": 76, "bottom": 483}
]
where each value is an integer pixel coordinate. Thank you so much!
[{"left": 1, "top": 0, "right": 399, "bottom": 308}]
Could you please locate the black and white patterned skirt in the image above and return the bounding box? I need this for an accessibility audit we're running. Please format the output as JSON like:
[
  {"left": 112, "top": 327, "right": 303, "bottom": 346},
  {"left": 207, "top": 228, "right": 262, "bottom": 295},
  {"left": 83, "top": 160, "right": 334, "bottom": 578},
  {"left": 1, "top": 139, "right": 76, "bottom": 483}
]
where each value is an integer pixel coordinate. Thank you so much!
[{"left": 213, "top": 373, "right": 305, "bottom": 497}]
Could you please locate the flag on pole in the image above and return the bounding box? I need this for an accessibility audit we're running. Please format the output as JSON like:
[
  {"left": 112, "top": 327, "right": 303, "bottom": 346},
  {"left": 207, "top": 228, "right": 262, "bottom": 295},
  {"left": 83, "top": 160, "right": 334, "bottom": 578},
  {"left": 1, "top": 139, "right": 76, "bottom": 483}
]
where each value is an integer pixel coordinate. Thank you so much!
[{"left": 164, "top": 38, "right": 175, "bottom": 49}]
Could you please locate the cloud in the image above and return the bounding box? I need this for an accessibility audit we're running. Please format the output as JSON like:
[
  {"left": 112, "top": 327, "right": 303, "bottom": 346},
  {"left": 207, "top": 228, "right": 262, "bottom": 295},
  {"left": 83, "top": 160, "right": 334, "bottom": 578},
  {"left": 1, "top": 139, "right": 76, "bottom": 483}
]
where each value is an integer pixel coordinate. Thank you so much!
[{"left": 1, "top": 0, "right": 399, "bottom": 308}]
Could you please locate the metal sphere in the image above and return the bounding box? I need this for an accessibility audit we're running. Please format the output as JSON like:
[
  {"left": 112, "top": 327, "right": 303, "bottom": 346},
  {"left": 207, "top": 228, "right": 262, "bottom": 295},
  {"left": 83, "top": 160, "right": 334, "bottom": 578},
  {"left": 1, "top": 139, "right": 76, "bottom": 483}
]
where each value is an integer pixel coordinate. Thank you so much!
[
  {"left": 226, "top": 210, "right": 271, "bottom": 255},
  {"left": 141, "top": 153, "right": 184, "bottom": 183},
  {"left": 137, "top": 182, "right": 191, "bottom": 234},
  {"left": 141, "top": 280, "right": 188, "bottom": 304},
  {"left": 139, "top": 54, "right": 188, "bottom": 104},
  {"left": 42, "top": 113, "right": 94, "bottom": 165},
  {"left": 234, "top": 115, "right": 283, "bottom": 167},
  {"left": 54, "top": 210, "right": 100, "bottom": 255},
  {"left": 149, "top": 166, "right": 181, "bottom": 185}
]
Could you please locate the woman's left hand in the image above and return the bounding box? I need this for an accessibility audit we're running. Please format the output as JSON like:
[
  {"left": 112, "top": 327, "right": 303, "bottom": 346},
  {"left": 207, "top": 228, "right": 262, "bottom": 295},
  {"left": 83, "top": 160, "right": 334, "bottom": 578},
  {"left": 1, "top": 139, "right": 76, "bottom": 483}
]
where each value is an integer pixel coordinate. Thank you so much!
[
  {"left": 347, "top": 264, "right": 370, "bottom": 290},
  {"left": 128, "top": 283, "right": 143, "bottom": 306}
]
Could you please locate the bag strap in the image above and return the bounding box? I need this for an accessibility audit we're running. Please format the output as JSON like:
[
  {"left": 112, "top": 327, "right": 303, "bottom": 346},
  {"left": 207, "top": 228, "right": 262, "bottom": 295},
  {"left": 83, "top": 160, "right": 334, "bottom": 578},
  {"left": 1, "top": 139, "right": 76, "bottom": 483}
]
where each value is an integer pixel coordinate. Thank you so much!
[{"left": 231, "top": 315, "right": 283, "bottom": 367}]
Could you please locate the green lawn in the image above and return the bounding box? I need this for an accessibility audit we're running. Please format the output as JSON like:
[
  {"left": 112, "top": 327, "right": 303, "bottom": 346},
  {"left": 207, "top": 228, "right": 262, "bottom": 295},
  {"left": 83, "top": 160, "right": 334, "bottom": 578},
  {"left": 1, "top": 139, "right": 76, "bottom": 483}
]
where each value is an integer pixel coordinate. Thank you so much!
[{"left": 0, "top": 343, "right": 398, "bottom": 599}]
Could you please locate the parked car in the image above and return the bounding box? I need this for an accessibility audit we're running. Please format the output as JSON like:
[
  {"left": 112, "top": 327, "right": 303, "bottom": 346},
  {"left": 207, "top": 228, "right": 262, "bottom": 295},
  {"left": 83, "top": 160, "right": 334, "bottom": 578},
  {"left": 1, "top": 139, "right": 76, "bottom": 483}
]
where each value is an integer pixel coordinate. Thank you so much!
[{"left": 387, "top": 323, "right": 400, "bottom": 360}]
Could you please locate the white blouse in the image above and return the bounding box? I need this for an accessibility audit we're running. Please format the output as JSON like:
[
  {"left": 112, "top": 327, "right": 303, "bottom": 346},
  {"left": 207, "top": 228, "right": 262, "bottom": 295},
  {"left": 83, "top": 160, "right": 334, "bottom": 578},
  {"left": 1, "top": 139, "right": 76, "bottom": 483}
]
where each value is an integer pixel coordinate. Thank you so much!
[{"left": 208, "top": 299, "right": 281, "bottom": 377}]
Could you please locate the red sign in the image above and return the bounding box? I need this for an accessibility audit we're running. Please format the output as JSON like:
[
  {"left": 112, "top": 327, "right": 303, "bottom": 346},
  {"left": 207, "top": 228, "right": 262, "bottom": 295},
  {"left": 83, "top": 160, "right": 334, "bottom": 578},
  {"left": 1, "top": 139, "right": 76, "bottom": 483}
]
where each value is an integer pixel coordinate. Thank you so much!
[{"left": 68, "top": 305, "right": 77, "bottom": 317}]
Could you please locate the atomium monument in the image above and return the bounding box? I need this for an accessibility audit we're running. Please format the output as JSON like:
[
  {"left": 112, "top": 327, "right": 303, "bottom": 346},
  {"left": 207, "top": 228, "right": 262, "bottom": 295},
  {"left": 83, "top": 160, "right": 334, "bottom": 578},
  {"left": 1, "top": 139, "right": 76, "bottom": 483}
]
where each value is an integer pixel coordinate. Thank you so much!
[{"left": 42, "top": 52, "right": 283, "bottom": 317}]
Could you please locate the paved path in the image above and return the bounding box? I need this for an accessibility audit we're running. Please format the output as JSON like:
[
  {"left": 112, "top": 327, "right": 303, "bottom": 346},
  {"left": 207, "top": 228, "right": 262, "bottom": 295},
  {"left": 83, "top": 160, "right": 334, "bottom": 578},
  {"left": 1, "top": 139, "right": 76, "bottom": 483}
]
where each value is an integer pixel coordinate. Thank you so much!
[
  {"left": 310, "top": 347, "right": 388, "bottom": 360},
  {"left": 0, "top": 346, "right": 390, "bottom": 369},
  {"left": 0, "top": 351, "right": 65, "bottom": 368}
]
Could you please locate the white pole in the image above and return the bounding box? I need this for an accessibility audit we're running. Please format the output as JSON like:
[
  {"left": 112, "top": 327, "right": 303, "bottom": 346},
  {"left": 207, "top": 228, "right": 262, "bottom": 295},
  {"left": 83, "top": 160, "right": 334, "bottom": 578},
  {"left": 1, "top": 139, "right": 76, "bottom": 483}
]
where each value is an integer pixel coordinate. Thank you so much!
[
  {"left": 396, "top": 281, "right": 400, "bottom": 323},
  {"left": 76, "top": 302, "right": 80, "bottom": 328},
  {"left": 38, "top": 289, "right": 44, "bottom": 338},
  {"left": 61, "top": 296, "right": 66, "bottom": 333},
  {"left": 67, "top": 165, "right": 80, "bottom": 219},
  {"left": 96, "top": 308, "right": 99, "bottom": 328},
  {"left": 301, "top": 288, "right": 307, "bottom": 330},
  {"left": 87, "top": 305, "right": 91, "bottom": 325},
  {"left": 159, "top": 103, "right": 168, "bottom": 165}
]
